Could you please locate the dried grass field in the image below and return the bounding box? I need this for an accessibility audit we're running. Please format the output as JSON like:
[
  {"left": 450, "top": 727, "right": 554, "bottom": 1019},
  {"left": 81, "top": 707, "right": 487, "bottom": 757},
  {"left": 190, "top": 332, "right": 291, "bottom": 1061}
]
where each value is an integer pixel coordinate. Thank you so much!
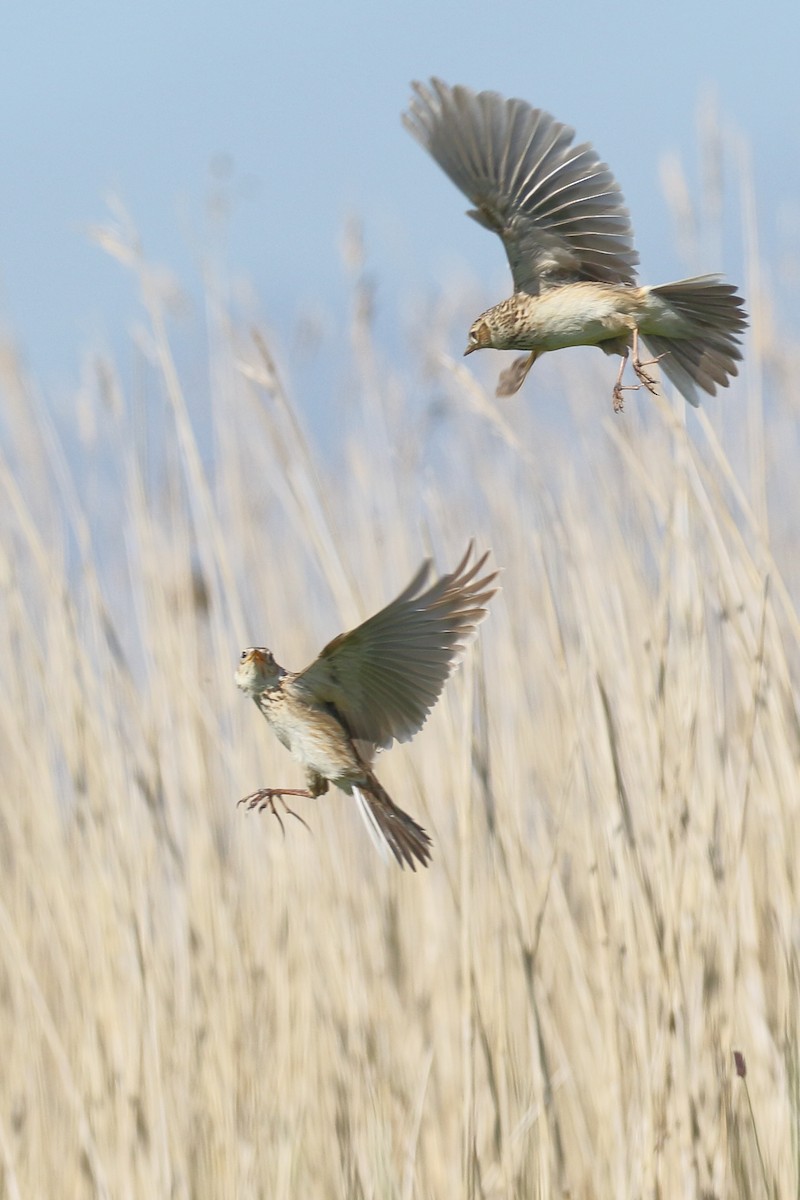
[{"left": 1, "top": 176, "right": 798, "bottom": 1197}]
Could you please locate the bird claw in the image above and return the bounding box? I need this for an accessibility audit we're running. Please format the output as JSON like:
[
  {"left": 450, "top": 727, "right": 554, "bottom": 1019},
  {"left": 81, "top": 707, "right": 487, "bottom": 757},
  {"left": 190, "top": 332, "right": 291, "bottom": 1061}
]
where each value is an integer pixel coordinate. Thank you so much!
[
  {"left": 237, "top": 788, "right": 312, "bottom": 835},
  {"left": 612, "top": 382, "right": 640, "bottom": 413},
  {"left": 632, "top": 353, "right": 665, "bottom": 395}
]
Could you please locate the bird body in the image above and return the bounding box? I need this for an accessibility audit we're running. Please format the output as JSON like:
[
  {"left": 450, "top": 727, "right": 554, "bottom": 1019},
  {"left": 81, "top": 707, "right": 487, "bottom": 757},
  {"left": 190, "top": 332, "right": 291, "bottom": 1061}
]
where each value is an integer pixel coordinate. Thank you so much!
[
  {"left": 239, "top": 657, "right": 362, "bottom": 787},
  {"left": 469, "top": 282, "right": 648, "bottom": 354},
  {"left": 404, "top": 79, "right": 747, "bottom": 409},
  {"left": 235, "top": 544, "right": 498, "bottom": 870}
]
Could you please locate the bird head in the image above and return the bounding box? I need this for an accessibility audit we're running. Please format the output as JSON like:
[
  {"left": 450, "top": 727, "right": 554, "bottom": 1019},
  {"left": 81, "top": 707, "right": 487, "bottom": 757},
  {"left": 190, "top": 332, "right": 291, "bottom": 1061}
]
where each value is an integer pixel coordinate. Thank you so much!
[
  {"left": 235, "top": 647, "right": 282, "bottom": 695},
  {"left": 464, "top": 318, "right": 493, "bottom": 355}
]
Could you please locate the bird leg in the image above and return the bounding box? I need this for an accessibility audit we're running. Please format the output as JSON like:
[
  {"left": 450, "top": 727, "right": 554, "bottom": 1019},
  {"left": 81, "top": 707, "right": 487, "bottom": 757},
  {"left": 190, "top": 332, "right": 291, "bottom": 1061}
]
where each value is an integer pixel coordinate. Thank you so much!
[
  {"left": 612, "top": 331, "right": 669, "bottom": 411},
  {"left": 237, "top": 787, "right": 312, "bottom": 834},
  {"left": 496, "top": 351, "right": 538, "bottom": 398},
  {"left": 612, "top": 350, "right": 639, "bottom": 412},
  {"left": 631, "top": 328, "right": 665, "bottom": 395}
]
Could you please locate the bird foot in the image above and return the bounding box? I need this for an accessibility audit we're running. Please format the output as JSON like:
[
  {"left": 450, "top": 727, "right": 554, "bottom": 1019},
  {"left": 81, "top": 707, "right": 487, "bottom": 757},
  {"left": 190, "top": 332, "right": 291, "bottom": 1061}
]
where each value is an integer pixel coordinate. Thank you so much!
[
  {"left": 237, "top": 788, "right": 312, "bottom": 835},
  {"left": 632, "top": 353, "right": 665, "bottom": 395},
  {"left": 612, "top": 382, "right": 640, "bottom": 413}
]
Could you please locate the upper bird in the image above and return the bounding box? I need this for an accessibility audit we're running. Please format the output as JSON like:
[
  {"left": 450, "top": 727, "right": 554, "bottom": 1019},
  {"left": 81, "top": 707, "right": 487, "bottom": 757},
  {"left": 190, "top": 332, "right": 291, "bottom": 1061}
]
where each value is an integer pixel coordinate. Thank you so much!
[
  {"left": 403, "top": 79, "right": 747, "bottom": 410},
  {"left": 235, "top": 543, "right": 498, "bottom": 870}
]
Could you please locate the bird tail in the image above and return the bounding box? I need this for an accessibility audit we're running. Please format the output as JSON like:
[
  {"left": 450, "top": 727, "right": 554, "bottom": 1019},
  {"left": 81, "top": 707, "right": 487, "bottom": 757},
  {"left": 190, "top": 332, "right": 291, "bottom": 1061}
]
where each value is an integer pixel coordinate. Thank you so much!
[
  {"left": 641, "top": 275, "right": 747, "bottom": 407},
  {"left": 353, "top": 776, "right": 432, "bottom": 871}
]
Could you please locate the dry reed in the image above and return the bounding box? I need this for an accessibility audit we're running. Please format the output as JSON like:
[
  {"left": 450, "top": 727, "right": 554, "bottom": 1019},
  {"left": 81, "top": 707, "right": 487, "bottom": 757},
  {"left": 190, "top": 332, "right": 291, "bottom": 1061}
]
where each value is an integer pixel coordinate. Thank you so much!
[{"left": 0, "top": 124, "right": 797, "bottom": 1198}]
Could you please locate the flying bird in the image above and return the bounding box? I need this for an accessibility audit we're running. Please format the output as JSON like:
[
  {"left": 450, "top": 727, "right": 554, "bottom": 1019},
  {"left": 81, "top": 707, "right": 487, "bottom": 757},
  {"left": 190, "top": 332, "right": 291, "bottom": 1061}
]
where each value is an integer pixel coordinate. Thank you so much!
[
  {"left": 404, "top": 79, "right": 747, "bottom": 410},
  {"left": 235, "top": 544, "right": 498, "bottom": 870}
]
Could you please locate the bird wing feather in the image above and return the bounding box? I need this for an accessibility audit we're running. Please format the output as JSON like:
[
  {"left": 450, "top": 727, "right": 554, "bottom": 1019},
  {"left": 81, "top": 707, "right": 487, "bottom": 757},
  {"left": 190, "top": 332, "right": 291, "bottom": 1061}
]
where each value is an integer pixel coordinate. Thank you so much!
[
  {"left": 291, "top": 543, "right": 498, "bottom": 755},
  {"left": 403, "top": 78, "right": 639, "bottom": 294}
]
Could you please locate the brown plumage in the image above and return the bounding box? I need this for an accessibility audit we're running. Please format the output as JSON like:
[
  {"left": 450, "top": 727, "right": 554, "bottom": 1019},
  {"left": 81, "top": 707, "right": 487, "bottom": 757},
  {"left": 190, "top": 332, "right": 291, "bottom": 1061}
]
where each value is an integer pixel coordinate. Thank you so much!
[
  {"left": 235, "top": 543, "right": 499, "bottom": 870},
  {"left": 404, "top": 79, "right": 747, "bottom": 410}
]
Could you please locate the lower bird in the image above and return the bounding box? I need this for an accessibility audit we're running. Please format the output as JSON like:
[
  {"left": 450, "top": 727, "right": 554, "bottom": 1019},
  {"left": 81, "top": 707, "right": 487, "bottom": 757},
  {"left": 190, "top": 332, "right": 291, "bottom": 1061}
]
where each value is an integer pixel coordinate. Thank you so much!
[
  {"left": 403, "top": 79, "right": 747, "bottom": 410},
  {"left": 235, "top": 543, "right": 498, "bottom": 869}
]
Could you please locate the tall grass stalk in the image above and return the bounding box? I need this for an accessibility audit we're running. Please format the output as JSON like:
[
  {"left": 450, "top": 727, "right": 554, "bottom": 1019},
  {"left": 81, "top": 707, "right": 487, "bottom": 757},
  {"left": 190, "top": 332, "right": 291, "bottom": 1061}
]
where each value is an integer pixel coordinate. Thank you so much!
[{"left": 0, "top": 138, "right": 797, "bottom": 1197}]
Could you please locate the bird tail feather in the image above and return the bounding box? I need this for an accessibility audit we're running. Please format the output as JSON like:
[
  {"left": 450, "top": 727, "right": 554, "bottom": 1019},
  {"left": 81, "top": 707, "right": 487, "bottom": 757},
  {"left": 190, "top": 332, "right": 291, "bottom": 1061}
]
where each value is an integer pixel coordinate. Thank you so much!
[
  {"left": 354, "top": 777, "right": 432, "bottom": 871},
  {"left": 643, "top": 275, "right": 747, "bottom": 407}
]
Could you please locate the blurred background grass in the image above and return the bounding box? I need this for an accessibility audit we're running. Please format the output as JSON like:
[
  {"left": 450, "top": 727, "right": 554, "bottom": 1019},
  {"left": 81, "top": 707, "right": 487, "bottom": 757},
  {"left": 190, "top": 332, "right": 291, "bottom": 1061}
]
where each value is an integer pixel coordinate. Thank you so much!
[{"left": 0, "top": 124, "right": 798, "bottom": 1199}]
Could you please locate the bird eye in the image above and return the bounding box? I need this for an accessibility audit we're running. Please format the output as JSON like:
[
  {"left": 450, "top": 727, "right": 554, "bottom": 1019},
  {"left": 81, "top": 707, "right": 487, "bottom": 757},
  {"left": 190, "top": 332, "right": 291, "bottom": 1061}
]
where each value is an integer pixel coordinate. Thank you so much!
[
  {"left": 469, "top": 329, "right": 479, "bottom": 345},
  {"left": 240, "top": 650, "right": 249, "bottom": 661}
]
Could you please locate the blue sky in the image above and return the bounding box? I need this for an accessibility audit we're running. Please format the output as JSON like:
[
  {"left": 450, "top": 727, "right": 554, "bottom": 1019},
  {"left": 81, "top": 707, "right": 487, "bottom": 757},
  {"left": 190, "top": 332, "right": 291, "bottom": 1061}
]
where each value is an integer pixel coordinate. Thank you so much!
[{"left": 1, "top": 0, "right": 797, "bottom": 391}]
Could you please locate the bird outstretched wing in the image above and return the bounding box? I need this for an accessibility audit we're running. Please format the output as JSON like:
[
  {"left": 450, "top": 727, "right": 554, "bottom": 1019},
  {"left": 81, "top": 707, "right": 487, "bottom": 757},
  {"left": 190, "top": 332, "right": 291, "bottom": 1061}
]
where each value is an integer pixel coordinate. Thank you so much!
[
  {"left": 403, "top": 78, "right": 639, "bottom": 294},
  {"left": 291, "top": 543, "right": 499, "bottom": 756}
]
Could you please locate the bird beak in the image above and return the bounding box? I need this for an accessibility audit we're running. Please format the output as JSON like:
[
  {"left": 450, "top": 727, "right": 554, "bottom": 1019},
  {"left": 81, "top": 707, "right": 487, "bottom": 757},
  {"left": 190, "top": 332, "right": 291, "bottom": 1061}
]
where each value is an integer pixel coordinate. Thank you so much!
[
  {"left": 464, "top": 344, "right": 475, "bottom": 356},
  {"left": 239, "top": 648, "right": 265, "bottom": 669}
]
